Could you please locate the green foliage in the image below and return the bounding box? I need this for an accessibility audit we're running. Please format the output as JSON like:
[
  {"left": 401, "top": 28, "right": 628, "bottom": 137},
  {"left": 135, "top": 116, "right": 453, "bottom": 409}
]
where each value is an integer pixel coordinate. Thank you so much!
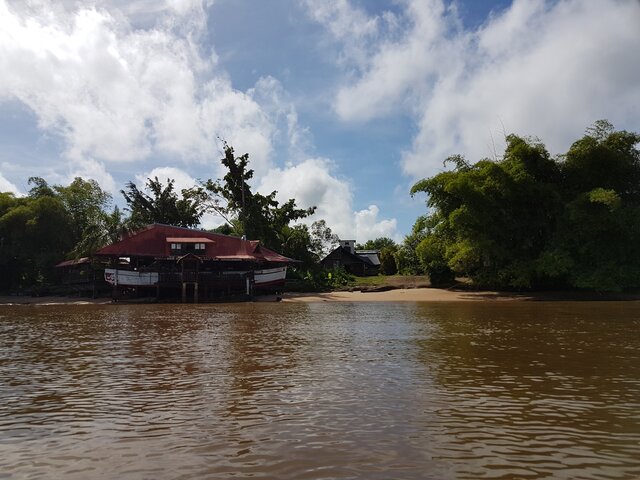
[
  {"left": 122, "top": 177, "right": 204, "bottom": 229},
  {"left": 288, "top": 265, "right": 354, "bottom": 291},
  {"left": 356, "top": 237, "right": 396, "bottom": 250},
  {"left": 54, "top": 177, "right": 117, "bottom": 257},
  {"left": 197, "top": 142, "right": 321, "bottom": 266},
  {"left": 379, "top": 246, "right": 398, "bottom": 275},
  {"left": 408, "top": 121, "right": 640, "bottom": 292},
  {"left": 0, "top": 192, "right": 74, "bottom": 289},
  {"left": 70, "top": 206, "right": 130, "bottom": 258},
  {"left": 309, "top": 220, "right": 340, "bottom": 259},
  {"left": 0, "top": 143, "right": 336, "bottom": 291},
  {"left": 395, "top": 215, "right": 429, "bottom": 275}
]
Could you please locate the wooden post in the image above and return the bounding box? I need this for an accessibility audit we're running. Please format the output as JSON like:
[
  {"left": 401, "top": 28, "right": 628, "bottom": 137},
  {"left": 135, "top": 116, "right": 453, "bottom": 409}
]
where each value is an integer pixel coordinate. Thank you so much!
[
  {"left": 194, "top": 283, "right": 199, "bottom": 303},
  {"left": 182, "top": 282, "right": 186, "bottom": 303},
  {"left": 112, "top": 268, "right": 119, "bottom": 302}
]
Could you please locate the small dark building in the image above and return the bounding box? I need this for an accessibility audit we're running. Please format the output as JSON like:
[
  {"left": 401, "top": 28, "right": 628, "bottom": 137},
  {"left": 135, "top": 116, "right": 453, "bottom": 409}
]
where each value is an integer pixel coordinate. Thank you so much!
[{"left": 320, "top": 240, "right": 380, "bottom": 276}]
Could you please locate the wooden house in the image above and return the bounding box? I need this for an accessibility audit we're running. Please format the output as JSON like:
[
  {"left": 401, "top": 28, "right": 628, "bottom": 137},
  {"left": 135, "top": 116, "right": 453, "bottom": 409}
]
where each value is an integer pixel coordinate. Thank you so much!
[
  {"left": 320, "top": 240, "right": 380, "bottom": 276},
  {"left": 90, "top": 224, "right": 296, "bottom": 302}
]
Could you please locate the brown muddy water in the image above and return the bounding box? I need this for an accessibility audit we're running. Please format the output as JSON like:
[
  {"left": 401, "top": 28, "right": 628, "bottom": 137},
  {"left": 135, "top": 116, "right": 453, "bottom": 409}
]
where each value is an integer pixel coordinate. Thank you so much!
[{"left": 1, "top": 302, "right": 639, "bottom": 479}]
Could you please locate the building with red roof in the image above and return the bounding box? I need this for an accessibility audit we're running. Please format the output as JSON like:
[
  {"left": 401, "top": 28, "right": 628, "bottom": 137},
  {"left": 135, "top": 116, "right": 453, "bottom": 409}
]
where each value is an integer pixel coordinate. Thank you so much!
[{"left": 93, "top": 224, "right": 296, "bottom": 301}]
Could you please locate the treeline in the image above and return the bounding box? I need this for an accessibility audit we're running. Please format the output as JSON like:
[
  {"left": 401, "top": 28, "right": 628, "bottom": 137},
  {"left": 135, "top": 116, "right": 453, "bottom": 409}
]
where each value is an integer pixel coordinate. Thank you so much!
[
  {"left": 0, "top": 144, "right": 339, "bottom": 292},
  {"left": 398, "top": 120, "right": 640, "bottom": 292},
  {"left": 2, "top": 121, "right": 638, "bottom": 294}
]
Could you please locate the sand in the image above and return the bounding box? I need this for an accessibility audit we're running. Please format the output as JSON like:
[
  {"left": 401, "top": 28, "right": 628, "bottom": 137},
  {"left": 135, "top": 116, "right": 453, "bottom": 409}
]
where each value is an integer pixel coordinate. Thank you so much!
[
  {"left": 0, "top": 288, "right": 635, "bottom": 305},
  {"left": 0, "top": 295, "right": 111, "bottom": 306},
  {"left": 281, "top": 288, "right": 534, "bottom": 303},
  {"left": 0, "top": 288, "right": 519, "bottom": 305}
]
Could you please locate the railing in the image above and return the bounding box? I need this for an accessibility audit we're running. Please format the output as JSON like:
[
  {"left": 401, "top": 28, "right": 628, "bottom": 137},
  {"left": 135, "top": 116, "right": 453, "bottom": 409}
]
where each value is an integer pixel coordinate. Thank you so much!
[
  {"left": 157, "top": 271, "right": 247, "bottom": 287},
  {"left": 181, "top": 271, "right": 198, "bottom": 283}
]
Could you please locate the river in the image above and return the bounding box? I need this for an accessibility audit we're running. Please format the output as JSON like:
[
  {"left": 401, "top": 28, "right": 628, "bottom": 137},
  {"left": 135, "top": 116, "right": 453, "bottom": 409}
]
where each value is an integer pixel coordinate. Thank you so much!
[{"left": 1, "top": 301, "right": 639, "bottom": 479}]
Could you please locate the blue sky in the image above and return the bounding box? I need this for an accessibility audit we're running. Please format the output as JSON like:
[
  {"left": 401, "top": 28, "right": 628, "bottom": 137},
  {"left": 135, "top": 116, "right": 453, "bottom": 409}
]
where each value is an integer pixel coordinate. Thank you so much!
[{"left": 1, "top": 0, "right": 639, "bottom": 241}]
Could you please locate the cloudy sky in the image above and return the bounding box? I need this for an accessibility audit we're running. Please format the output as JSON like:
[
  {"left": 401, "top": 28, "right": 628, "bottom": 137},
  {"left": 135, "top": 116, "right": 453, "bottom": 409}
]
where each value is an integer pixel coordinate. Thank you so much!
[{"left": 1, "top": 0, "right": 639, "bottom": 241}]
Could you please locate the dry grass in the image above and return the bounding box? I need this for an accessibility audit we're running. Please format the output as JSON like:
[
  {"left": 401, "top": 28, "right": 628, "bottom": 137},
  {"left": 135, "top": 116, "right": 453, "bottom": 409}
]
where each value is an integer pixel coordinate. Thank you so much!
[{"left": 352, "top": 275, "right": 431, "bottom": 291}]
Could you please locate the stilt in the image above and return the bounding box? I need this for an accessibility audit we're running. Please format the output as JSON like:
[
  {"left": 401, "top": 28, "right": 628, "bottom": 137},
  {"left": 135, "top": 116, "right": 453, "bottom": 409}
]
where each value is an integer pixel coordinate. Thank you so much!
[
  {"left": 194, "top": 283, "right": 199, "bottom": 303},
  {"left": 182, "top": 282, "right": 187, "bottom": 303}
]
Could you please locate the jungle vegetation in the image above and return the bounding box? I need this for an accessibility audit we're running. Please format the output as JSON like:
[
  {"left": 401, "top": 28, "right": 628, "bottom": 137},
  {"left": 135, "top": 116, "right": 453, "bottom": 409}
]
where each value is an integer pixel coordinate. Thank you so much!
[
  {"left": 406, "top": 120, "right": 640, "bottom": 292},
  {"left": 1, "top": 121, "right": 638, "bottom": 293}
]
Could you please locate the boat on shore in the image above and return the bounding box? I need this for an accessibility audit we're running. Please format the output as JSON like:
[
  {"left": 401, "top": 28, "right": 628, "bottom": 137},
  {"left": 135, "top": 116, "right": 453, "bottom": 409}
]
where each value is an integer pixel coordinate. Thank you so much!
[
  {"left": 58, "top": 223, "right": 298, "bottom": 301},
  {"left": 104, "top": 266, "right": 287, "bottom": 289}
]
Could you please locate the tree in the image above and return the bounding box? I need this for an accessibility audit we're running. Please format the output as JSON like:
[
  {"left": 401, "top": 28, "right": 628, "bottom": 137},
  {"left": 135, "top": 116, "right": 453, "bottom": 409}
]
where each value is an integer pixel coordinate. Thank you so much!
[
  {"left": 354, "top": 237, "right": 398, "bottom": 275},
  {"left": 356, "top": 237, "right": 396, "bottom": 250},
  {"left": 408, "top": 121, "right": 640, "bottom": 292},
  {"left": 55, "top": 177, "right": 113, "bottom": 256},
  {"left": 0, "top": 192, "right": 73, "bottom": 289},
  {"left": 69, "top": 206, "right": 130, "bottom": 258},
  {"left": 395, "top": 215, "right": 429, "bottom": 276},
  {"left": 379, "top": 246, "right": 398, "bottom": 275},
  {"left": 537, "top": 123, "right": 640, "bottom": 291},
  {"left": 122, "top": 177, "right": 204, "bottom": 229},
  {"left": 410, "top": 134, "right": 562, "bottom": 289},
  {"left": 197, "top": 143, "right": 317, "bottom": 256},
  {"left": 309, "top": 219, "right": 339, "bottom": 259}
]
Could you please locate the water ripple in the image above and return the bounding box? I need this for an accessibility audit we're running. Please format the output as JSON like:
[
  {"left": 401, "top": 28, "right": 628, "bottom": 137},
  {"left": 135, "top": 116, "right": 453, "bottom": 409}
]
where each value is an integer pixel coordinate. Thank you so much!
[{"left": 1, "top": 302, "right": 639, "bottom": 479}]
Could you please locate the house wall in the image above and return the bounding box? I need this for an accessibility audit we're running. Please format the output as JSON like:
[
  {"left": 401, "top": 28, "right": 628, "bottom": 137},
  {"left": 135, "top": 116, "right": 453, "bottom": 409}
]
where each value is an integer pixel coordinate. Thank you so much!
[{"left": 320, "top": 248, "right": 377, "bottom": 276}]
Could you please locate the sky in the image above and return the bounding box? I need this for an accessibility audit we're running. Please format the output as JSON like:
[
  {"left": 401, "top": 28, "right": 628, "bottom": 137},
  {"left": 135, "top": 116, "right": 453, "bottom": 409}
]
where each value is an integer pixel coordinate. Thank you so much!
[{"left": 1, "top": 0, "right": 639, "bottom": 242}]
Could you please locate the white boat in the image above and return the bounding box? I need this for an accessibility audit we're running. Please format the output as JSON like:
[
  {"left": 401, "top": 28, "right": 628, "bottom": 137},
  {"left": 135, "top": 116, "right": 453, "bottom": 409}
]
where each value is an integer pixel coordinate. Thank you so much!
[
  {"left": 254, "top": 266, "right": 287, "bottom": 287},
  {"left": 222, "top": 266, "right": 287, "bottom": 287},
  {"left": 104, "top": 266, "right": 287, "bottom": 287},
  {"left": 104, "top": 269, "right": 158, "bottom": 286}
]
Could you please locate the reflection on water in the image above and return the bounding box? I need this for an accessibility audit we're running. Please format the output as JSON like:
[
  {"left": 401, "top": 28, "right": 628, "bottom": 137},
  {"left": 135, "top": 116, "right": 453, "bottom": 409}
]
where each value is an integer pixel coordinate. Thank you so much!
[{"left": 1, "top": 302, "right": 639, "bottom": 479}]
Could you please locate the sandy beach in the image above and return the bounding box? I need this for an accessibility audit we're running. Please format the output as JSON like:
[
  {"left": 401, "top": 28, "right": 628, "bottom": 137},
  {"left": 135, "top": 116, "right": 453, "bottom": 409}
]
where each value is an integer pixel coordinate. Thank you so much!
[
  {"left": 0, "top": 296, "right": 112, "bottom": 306},
  {"left": 0, "top": 287, "right": 636, "bottom": 305},
  {"left": 281, "top": 287, "right": 640, "bottom": 303},
  {"left": 0, "top": 288, "right": 523, "bottom": 305},
  {"left": 282, "top": 288, "right": 539, "bottom": 303}
]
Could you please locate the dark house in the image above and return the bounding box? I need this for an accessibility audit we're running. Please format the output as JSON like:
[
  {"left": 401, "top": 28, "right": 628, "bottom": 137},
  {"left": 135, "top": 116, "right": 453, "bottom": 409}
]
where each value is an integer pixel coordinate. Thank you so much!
[{"left": 320, "top": 240, "right": 380, "bottom": 276}]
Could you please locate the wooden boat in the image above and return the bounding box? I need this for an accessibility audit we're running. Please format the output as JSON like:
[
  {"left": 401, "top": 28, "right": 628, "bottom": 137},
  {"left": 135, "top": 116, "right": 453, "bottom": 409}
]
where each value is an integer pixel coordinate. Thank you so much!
[{"left": 104, "top": 266, "right": 287, "bottom": 288}]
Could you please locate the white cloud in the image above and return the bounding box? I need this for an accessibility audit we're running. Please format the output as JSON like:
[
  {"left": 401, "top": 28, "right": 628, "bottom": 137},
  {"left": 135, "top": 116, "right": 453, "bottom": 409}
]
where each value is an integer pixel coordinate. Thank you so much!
[
  {"left": 302, "top": 0, "right": 382, "bottom": 68},
  {"left": 0, "top": 172, "right": 20, "bottom": 195},
  {"left": 310, "top": 0, "right": 640, "bottom": 179},
  {"left": 136, "top": 166, "right": 196, "bottom": 193},
  {"left": 0, "top": 0, "right": 402, "bottom": 241},
  {"left": 354, "top": 205, "right": 398, "bottom": 242},
  {"left": 69, "top": 157, "right": 117, "bottom": 194},
  {"left": 0, "top": 0, "right": 274, "bottom": 176},
  {"left": 258, "top": 158, "right": 397, "bottom": 242}
]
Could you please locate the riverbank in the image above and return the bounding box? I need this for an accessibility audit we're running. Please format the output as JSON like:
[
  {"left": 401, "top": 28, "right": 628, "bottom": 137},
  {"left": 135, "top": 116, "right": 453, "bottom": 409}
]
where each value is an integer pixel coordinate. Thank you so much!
[
  {"left": 280, "top": 287, "right": 640, "bottom": 303},
  {"left": 0, "top": 295, "right": 111, "bottom": 306},
  {"left": 2, "top": 287, "right": 638, "bottom": 305}
]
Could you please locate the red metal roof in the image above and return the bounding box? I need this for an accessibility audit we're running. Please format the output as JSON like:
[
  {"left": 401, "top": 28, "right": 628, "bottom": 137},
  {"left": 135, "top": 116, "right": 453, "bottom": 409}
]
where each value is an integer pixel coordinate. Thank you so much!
[
  {"left": 166, "top": 237, "right": 215, "bottom": 243},
  {"left": 95, "top": 224, "right": 297, "bottom": 263}
]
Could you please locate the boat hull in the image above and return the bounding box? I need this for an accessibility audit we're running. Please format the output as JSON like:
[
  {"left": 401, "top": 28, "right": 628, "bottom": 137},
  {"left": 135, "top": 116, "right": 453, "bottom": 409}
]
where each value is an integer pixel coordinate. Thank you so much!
[
  {"left": 104, "top": 269, "right": 158, "bottom": 286},
  {"left": 104, "top": 266, "right": 287, "bottom": 288},
  {"left": 254, "top": 267, "right": 287, "bottom": 287}
]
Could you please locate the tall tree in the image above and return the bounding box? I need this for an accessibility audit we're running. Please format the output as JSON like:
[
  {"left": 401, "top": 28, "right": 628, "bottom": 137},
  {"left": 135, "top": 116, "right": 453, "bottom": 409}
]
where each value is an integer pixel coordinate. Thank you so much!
[
  {"left": 69, "top": 206, "right": 130, "bottom": 258},
  {"left": 409, "top": 121, "right": 640, "bottom": 292},
  {"left": 122, "top": 177, "right": 204, "bottom": 229},
  {"left": 309, "top": 219, "right": 339, "bottom": 259},
  {"left": 55, "top": 177, "right": 113, "bottom": 254},
  {"left": 197, "top": 143, "right": 316, "bottom": 253},
  {"left": 356, "top": 237, "right": 396, "bottom": 250},
  {"left": 0, "top": 191, "right": 73, "bottom": 289}
]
